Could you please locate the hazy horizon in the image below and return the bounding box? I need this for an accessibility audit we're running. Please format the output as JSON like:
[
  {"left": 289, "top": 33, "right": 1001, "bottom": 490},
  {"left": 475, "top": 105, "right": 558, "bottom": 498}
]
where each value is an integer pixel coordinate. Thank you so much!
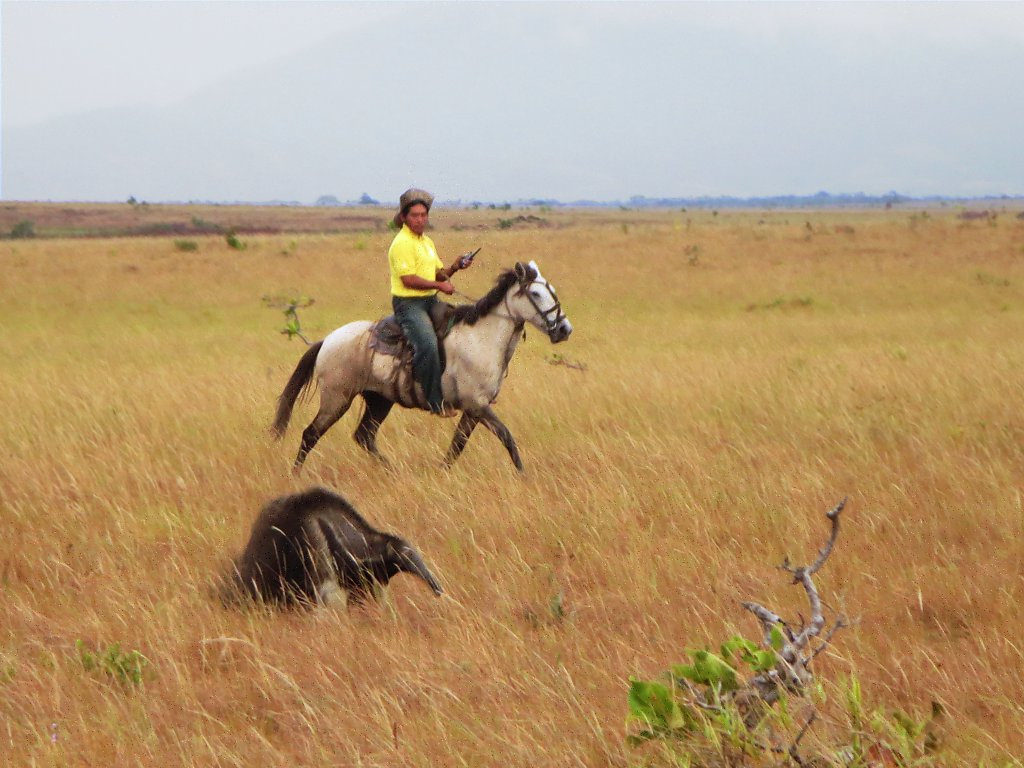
[{"left": 3, "top": 1, "right": 1024, "bottom": 203}]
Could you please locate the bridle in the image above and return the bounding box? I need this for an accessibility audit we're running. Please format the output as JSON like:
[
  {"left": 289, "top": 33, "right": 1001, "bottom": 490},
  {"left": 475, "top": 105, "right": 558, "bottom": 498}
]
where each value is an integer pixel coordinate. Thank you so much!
[
  {"left": 452, "top": 267, "right": 566, "bottom": 339},
  {"left": 515, "top": 275, "right": 565, "bottom": 338}
]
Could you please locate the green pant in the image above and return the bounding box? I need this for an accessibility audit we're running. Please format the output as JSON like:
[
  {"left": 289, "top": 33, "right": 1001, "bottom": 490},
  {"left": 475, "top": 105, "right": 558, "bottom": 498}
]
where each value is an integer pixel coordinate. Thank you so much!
[{"left": 392, "top": 295, "right": 443, "bottom": 413}]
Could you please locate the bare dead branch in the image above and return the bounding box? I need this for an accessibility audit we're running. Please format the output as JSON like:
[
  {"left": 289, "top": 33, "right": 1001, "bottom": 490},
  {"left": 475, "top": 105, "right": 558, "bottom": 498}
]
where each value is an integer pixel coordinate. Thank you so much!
[
  {"left": 806, "top": 497, "right": 845, "bottom": 576},
  {"left": 743, "top": 500, "right": 848, "bottom": 712},
  {"left": 784, "top": 500, "right": 845, "bottom": 651},
  {"left": 662, "top": 499, "right": 849, "bottom": 756},
  {"left": 791, "top": 570, "right": 825, "bottom": 651},
  {"left": 547, "top": 353, "right": 587, "bottom": 371},
  {"left": 742, "top": 600, "right": 787, "bottom": 646},
  {"left": 810, "top": 615, "right": 850, "bottom": 662},
  {"left": 788, "top": 711, "right": 818, "bottom": 767}
]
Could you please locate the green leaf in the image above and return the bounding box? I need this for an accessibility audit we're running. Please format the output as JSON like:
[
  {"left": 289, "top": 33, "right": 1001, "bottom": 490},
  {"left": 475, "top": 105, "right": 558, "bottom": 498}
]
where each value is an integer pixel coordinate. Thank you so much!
[
  {"left": 627, "top": 678, "right": 687, "bottom": 731},
  {"left": 720, "top": 636, "right": 759, "bottom": 662},
  {"left": 748, "top": 649, "right": 778, "bottom": 673},
  {"left": 679, "top": 650, "right": 739, "bottom": 692},
  {"left": 769, "top": 625, "right": 785, "bottom": 651},
  {"left": 891, "top": 709, "right": 923, "bottom": 738}
]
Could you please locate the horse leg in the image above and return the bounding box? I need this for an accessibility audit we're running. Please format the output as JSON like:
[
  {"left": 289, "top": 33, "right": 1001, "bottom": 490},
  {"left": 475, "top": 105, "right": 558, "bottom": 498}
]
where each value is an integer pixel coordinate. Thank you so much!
[
  {"left": 478, "top": 406, "right": 524, "bottom": 473},
  {"left": 444, "top": 412, "right": 480, "bottom": 467},
  {"left": 353, "top": 391, "right": 394, "bottom": 466},
  {"left": 294, "top": 391, "right": 353, "bottom": 473}
]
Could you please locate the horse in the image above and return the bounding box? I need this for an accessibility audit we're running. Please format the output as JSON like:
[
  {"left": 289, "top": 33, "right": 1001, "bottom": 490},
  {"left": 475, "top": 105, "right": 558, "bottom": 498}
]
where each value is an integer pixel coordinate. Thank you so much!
[{"left": 273, "top": 260, "right": 572, "bottom": 472}]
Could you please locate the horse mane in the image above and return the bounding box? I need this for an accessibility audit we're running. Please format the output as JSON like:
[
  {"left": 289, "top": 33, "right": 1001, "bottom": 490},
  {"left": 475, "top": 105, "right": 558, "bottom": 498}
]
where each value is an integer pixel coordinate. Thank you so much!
[{"left": 449, "top": 264, "right": 536, "bottom": 326}]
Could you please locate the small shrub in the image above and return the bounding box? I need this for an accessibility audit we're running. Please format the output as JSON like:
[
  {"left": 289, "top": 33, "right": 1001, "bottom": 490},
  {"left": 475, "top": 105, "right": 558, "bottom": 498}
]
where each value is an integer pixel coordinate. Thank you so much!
[
  {"left": 190, "top": 216, "right": 221, "bottom": 232},
  {"left": 225, "top": 229, "right": 246, "bottom": 250},
  {"left": 76, "top": 640, "right": 148, "bottom": 687},
  {"left": 498, "top": 218, "right": 514, "bottom": 230},
  {"left": 263, "top": 293, "right": 315, "bottom": 343},
  {"left": 10, "top": 220, "right": 35, "bottom": 239},
  {"left": 746, "top": 296, "right": 815, "bottom": 311},
  {"left": 976, "top": 272, "right": 1010, "bottom": 287},
  {"left": 173, "top": 239, "right": 198, "bottom": 252}
]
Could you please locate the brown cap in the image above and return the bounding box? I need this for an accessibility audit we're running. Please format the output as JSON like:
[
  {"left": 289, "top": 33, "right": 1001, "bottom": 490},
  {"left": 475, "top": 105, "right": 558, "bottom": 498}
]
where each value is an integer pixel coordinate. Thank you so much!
[{"left": 393, "top": 187, "right": 434, "bottom": 227}]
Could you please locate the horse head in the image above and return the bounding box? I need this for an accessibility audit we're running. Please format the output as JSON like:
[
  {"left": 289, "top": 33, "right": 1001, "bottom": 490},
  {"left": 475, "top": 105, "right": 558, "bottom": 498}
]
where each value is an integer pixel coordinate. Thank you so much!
[{"left": 509, "top": 260, "right": 573, "bottom": 343}]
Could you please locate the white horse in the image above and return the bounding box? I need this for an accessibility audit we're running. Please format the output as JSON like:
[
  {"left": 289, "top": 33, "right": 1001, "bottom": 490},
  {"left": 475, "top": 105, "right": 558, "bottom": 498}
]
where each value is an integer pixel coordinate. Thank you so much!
[{"left": 273, "top": 261, "right": 572, "bottom": 472}]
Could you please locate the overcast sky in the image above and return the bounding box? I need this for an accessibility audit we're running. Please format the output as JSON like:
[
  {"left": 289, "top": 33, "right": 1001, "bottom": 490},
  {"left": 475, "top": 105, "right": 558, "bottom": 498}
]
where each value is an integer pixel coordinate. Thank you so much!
[{"left": 3, "top": 1, "right": 1024, "bottom": 202}]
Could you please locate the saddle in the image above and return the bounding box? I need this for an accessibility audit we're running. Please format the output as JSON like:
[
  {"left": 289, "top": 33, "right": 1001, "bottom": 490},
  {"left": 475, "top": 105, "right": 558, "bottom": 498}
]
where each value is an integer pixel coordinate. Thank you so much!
[{"left": 368, "top": 301, "right": 456, "bottom": 368}]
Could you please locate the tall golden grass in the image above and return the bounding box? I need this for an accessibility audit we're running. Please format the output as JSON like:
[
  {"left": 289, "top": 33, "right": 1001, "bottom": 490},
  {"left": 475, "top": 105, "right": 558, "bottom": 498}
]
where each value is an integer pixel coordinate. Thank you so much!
[{"left": 1, "top": 207, "right": 1022, "bottom": 765}]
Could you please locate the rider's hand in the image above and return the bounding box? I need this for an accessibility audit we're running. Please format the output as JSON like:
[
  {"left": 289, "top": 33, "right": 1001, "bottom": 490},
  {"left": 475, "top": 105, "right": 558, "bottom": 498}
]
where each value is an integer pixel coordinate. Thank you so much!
[{"left": 437, "top": 280, "right": 455, "bottom": 295}]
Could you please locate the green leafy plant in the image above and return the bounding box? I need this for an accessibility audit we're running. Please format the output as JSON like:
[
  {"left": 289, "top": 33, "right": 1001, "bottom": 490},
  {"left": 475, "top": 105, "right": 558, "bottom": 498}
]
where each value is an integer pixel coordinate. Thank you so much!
[
  {"left": 225, "top": 229, "right": 246, "bottom": 250},
  {"left": 76, "top": 640, "right": 148, "bottom": 687},
  {"left": 190, "top": 215, "right": 221, "bottom": 232},
  {"left": 625, "top": 501, "right": 945, "bottom": 766},
  {"left": 10, "top": 220, "right": 35, "bottom": 239},
  {"left": 262, "top": 294, "right": 315, "bottom": 344},
  {"left": 173, "top": 239, "right": 198, "bottom": 252}
]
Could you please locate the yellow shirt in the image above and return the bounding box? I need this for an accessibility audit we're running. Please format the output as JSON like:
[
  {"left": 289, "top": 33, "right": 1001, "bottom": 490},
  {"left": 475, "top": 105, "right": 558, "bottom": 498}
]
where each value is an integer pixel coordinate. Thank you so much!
[{"left": 388, "top": 224, "right": 443, "bottom": 297}]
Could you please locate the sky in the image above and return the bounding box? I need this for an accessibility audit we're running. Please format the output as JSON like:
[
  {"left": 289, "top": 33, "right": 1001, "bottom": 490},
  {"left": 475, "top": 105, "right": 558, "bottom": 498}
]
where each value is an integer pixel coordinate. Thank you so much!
[{"left": 2, "top": 1, "right": 1024, "bottom": 203}]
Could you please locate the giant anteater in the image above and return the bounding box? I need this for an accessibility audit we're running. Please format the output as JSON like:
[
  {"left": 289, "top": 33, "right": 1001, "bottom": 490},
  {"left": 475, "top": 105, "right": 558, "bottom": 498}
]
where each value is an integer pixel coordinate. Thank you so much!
[{"left": 225, "top": 487, "right": 442, "bottom": 606}]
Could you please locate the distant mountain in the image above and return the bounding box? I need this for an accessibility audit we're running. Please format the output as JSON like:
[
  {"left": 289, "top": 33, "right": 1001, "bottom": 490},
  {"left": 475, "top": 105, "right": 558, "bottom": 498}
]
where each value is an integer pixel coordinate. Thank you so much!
[
  {"left": 3, "top": 4, "right": 622, "bottom": 202},
  {"left": 5, "top": 4, "right": 1023, "bottom": 202}
]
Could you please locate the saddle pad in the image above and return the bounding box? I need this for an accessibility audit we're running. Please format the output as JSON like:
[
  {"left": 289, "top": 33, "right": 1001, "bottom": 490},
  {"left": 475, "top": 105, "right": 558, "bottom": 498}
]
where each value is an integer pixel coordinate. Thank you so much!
[{"left": 368, "top": 301, "right": 456, "bottom": 361}]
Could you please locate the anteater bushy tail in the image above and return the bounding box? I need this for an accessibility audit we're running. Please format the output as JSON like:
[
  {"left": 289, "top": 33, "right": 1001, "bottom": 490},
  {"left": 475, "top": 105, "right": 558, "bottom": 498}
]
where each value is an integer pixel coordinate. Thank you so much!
[{"left": 272, "top": 341, "right": 323, "bottom": 438}]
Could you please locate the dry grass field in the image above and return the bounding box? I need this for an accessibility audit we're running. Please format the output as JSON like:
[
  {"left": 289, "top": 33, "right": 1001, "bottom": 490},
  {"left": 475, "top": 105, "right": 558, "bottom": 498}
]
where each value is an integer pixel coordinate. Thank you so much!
[{"left": 1, "top": 205, "right": 1023, "bottom": 766}]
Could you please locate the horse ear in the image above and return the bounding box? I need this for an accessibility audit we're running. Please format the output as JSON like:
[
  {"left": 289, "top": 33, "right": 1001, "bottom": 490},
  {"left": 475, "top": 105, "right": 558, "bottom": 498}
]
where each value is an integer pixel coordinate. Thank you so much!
[{"left": 514, "top": 262, "right": 527, "bottom": 281}]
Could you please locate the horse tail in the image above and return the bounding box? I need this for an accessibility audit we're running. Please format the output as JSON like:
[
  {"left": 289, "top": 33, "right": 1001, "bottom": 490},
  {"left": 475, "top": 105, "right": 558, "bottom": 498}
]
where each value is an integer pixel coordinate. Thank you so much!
[{"left": 272, "top": 341, "right": 323, "bottom": 439}]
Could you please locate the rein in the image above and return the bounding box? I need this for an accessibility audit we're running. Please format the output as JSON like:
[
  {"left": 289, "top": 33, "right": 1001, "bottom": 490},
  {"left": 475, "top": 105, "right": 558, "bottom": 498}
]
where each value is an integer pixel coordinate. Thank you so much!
[{"left": 451, "top": 274, "right": 563, "bottom": 338}]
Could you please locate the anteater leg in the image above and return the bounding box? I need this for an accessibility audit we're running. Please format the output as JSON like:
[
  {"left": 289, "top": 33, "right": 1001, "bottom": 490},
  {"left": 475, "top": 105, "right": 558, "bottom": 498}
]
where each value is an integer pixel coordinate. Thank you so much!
[
  {"left": 294, "top": 395, "right": 352, "bottom": 473},
  {"left": 444, "top": 412, "right": 480, "bottom": 467},
  {"left": 353, "top": 391, "right": 394, "bottom": 465},
  {"left": 479, "top": 406, "right": 524, "bottom": 473}
]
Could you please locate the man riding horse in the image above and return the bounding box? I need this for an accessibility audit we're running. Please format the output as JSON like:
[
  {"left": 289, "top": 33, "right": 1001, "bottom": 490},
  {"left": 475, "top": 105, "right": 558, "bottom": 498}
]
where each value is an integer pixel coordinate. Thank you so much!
[
  {"left": 388, "top": 188, "right": 474, "bottom": 415},
  {"left": 272, "top": 190, "right": 572, "bottom": 472}
]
